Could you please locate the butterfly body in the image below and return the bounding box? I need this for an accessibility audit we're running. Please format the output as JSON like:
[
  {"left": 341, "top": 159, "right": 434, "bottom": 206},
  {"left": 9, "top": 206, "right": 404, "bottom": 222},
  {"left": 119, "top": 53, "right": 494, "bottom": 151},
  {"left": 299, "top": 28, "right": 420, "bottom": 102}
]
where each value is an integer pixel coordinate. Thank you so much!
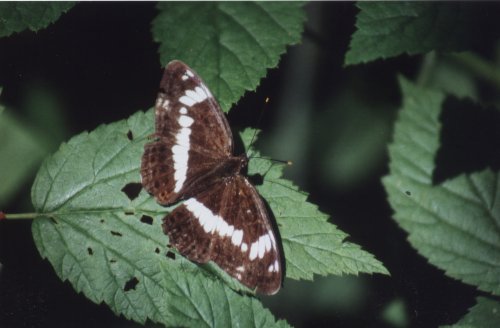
[{"left": 141, "top": 60, "right": 282, "bottom": 295}]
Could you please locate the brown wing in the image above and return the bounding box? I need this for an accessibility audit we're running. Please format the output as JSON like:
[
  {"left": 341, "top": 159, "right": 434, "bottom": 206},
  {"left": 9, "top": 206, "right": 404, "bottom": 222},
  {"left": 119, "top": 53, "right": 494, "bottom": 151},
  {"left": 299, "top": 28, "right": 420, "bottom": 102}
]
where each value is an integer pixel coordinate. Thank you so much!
[
  {"left": 141, "top": 60, "right": 233, "bottom": 205},
  {"left": 163, "top": 175, "right": 283, "bottom": 295}
]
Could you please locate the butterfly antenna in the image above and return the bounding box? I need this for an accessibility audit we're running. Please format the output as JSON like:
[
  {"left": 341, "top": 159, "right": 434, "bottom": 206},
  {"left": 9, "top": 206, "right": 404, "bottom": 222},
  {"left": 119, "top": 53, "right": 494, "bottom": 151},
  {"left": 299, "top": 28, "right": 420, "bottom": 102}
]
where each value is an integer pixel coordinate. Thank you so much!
[
  {"left": 247, "top": 97, "right": 270, "bottom": 158},
  {"left": 250, "top": 156, "right": 292, "bottom": 178},
  {"left": 251, "top": 156, "right": 292, "bottom": 166}
]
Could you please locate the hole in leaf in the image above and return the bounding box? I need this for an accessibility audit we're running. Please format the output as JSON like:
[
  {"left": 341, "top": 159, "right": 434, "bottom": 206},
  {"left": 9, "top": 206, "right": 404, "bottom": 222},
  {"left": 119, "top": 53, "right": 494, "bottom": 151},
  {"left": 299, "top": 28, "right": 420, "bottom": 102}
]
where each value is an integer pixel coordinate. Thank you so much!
[
  {"left": 127, "top": 130, "right": 133, "bottom": 141},
  {"left": 140, "top": 215, "right": 153, "bottom": 225},
  {"left": 124, "top": 277, "right": 139, "bottom": 291},
  {"left": 166, "top": 251, "right": 176, "bottom": 260},
  {"left": 87, "top": 247, "right": 93, "bottom": 255},
  {"left": 100, "top": 219, "right": 105, "bottom": 223},
  {"left": 110, "top": 231, "right": 122, "bottom": 237},
  {"left": 248, "top": 173, "right": 264, "bottom": 186},
  {"left": 155, "top": 248, "right": 160, "bottom": 254},
  {"left": 405, "top": 191, "right": 411, "bottom": 196},
  {"left": 110, "top": 259, "right": 117, "bottom": 263},
  {"left": 121, "top": 183, "right": 142, "bottom": 200}
]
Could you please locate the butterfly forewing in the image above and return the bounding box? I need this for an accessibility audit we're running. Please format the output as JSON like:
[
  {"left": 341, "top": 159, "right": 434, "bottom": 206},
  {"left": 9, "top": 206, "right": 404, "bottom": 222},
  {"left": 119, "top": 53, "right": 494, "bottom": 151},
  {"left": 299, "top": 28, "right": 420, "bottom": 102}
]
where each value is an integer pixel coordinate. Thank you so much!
[
  {"left": 141, "top": 61, "right": 233, "bottom": 204},
  {"left": 141, "top": 60, "right": 283, "bottom": 295}
]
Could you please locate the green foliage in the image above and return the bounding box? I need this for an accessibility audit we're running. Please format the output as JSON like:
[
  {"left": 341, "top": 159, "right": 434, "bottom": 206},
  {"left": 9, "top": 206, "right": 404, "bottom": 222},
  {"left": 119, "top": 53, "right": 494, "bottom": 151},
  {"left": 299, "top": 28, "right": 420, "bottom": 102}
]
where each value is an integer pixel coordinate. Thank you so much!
[
  {"left": 244, "top": 132, "right": 389, "bottom": 280},
  {"left": 30, "top": 110, "right": 387, "bottom": 326},
  {"left": 314, "top": 88, "right": 394, "bottom": 190},
  {"left": 444, "top": 297, "right": 500, "bottom": 328},
  {"left": 0, "top": 2, "right": 74, "bottom": 37},
  {"left": 0, "top": 106, "right": 47, "bottom": 206},
  {"left": 382, "top": 298, "right": 409, "bottom": 328},
  {"left": 382, "top": 78, "right": 500, "bottom": 295},
  {"left": 346, "top": 2, "right": 500, "bottom": 65},
  {"left": 421, "top": 53, "right": 478, "bottom": 101},
  {"left": 21, "top": 84, "right": 69, "bottom": 151},
  {"left": 152, "top": 2, "right": 305, "bottom": 112},
  {"left": 3, "top": 2, "right": 495, "bottom": 326}
]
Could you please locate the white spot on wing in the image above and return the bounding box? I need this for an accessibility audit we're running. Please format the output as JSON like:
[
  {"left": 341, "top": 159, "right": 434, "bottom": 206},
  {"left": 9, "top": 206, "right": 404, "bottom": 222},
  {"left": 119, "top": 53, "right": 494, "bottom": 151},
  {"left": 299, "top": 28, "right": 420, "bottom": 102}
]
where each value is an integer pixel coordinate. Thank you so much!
[
  {"left": 273, "top": 260, "right": 279, "bottom": 272},
  {"left": 178, "top": 115, "right": 194, "bottom": 127},
  {"left": 180, "top": 107, "right": 188, "bottom": 114},
  {"left": 184, "top": 198, "right": 237, "bottom": 240},
  {"left": 236, "top": 265, "right": 245, "bottom": 272},
  {"left": 269, "top": 232, "right": 277, "bottom": 248},
  {"left": 263, "top": 234, "right": 272, "bottom": 252},
  {"left": 175, "top": 126, "right": 190, "bottom": 148},
  {"left": 172, "top": 113, "right": 195, "bottom": 192},
  {"left": 258, "top": 236, "right": 266, "bottom": 259},
  {"left": 231, "top": 229, "right": 243, "bottom": 246},
  {"left": 172, "top": 113, "right": 194, "bottom": 192},
  {"left": 179, "top": 95, "right": 196, "bottom": 107},
  {"left": 186, "top": 70, "right": 194, "bottom": 77},
  {"left": 249, "top": 242, "right": 258, "bottom": 261},
  {"left": 216, "top": 219, "right": 229, "bottom": 236},
  {"left": 241, "top": 243, "right": 248, "bottom": 252},
  {"left": 203, "top": 211, "right": 216, "bottom": 233},
  {"left": 185, "top": 89, "right": 203, "bottom": 103},
  {"left": 226, "top": 225, "right": 234, "bottom": 237},
  {"left": 172, "top": 142, "right": 189, "bottom": 192},
  {"left": 179, "top": 85, "right": 210, "bottom": 107},
  {"left": 248, "top": 234, "right": 274, "bottom": 261}
]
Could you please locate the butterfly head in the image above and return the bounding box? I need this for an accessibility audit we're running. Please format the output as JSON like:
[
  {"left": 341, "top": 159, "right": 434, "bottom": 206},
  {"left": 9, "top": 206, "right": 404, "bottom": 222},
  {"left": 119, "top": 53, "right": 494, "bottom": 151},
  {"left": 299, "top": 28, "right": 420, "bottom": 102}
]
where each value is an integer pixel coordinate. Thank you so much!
[{"left": 217, "top": 155, "right": 248, "bottom": 179}]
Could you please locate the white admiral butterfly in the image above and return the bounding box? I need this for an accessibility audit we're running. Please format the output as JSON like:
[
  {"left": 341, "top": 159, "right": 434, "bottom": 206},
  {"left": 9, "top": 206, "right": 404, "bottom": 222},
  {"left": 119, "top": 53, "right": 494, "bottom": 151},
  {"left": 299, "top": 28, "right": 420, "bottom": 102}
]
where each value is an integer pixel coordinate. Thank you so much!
[{"left": 141, "top": 61, "right": 283, "bottom": 295}]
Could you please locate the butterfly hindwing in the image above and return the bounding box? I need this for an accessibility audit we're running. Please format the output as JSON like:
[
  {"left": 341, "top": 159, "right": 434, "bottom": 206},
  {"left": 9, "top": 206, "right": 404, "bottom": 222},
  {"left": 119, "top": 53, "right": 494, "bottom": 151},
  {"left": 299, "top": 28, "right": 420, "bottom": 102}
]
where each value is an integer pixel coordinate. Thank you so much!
[{"left": 163, "top": 174, "right": 282, "bottom": 295}]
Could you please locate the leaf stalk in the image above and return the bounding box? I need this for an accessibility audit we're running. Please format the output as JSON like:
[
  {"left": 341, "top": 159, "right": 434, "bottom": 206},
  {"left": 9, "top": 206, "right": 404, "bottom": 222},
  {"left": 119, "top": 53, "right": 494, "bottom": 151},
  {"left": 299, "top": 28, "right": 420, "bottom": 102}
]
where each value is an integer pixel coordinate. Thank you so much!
[{"left": 1, "top": 212, "right": 40, "bottom": 220}]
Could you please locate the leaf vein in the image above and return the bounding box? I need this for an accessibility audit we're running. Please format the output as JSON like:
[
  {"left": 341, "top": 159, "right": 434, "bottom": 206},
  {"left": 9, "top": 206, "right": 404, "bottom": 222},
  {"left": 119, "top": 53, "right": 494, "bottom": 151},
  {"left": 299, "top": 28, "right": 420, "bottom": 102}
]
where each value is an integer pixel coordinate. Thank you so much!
[
  {"left": 466, "top": 173, "right": 500, "bottom": 234},
  {"left": 402, "top": 188, "right": 500, "bottom": 253}
]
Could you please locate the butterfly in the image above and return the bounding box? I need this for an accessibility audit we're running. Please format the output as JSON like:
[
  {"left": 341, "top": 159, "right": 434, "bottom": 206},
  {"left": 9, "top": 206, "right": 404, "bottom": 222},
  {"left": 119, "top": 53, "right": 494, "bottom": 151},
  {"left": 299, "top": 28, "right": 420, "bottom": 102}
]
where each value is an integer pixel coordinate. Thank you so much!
[{"left": 140, "top": 60, "right": 283, "bottom": 295}]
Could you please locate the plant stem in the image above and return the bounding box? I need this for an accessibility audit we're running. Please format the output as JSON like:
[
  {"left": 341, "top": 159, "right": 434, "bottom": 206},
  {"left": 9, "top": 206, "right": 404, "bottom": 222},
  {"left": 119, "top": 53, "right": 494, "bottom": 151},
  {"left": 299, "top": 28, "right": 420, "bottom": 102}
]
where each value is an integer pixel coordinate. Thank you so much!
[
  {"left": 416, "top": 51, "right": 437, "bottom": 88},
  {"left": 449, "top": 52, "right": 500, "bottom": 91},
  {"left": 1, "top": 212, "right": 40, "bottom": 220}
]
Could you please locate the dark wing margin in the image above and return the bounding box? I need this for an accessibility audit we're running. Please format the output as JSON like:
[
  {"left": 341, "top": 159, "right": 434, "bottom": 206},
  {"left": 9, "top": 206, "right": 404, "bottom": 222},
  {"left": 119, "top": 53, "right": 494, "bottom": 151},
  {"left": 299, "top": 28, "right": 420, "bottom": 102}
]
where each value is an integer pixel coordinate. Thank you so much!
[
  {"left": 163, "top": 175, "right": 283, "bottom": 295},
  {"left": 141, "top": 60, "right": 234, "bottom": 205}
]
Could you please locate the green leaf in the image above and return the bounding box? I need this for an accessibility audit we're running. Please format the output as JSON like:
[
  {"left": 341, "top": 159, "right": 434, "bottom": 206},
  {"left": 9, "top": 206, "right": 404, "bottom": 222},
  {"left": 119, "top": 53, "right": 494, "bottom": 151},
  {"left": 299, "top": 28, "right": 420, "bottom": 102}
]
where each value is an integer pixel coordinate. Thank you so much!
[
  {"left": 346, "top": 2, "right": 500, "bottom": 65},
  {"left": 31, "top": 110, "right": 288, "bottom": 327},
  {"left": 382, "top": 78, "right": 500, "bottom": 295},
  {"left": 242, "top": 130, "right": 389, "bottom": 280},
  {"left": 0, "top": 2, "right": 75, "bottom": 37},
  {"left": 31, "top": 109, "right": 387, "bottom": 326},
  {"left": 152, "top": 2, "right": 305, "bottom": 112},
  {"left": 443, "top": 297, "right": 500, "bottom": 328},
  {"left": 423, "top": 53, "right": 478, "bottom": 101},
  {"left": 0, "top": 107, "right": 48, "bottom": 206}
]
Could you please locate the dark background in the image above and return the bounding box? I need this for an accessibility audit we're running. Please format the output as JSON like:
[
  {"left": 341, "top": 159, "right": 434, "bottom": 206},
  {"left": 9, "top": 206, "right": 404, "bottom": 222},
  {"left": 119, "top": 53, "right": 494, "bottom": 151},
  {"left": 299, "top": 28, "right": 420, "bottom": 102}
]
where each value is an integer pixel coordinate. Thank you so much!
[{"left": 0, "top": 2, "right": 495, "bottom": 327}]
